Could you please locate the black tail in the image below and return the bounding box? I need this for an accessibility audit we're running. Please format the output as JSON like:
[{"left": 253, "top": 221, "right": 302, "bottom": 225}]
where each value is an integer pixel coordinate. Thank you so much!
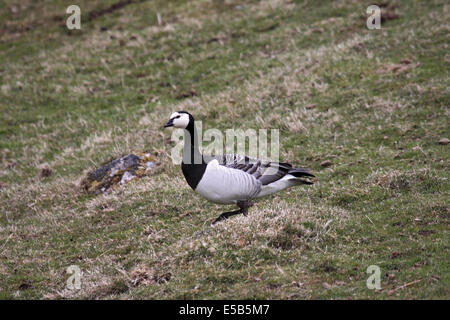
[
  {"left": 288, "top": 167, "right": 315, "bottom": 178},
  {"left": 288, "top": 167, "right": 315, "bottom": 185}
]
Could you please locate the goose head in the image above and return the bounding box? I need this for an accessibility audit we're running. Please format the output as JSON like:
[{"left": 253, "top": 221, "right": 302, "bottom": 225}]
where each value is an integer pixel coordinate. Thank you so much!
[{"left": 164, "top": 111, "right": 193, "bottom": 129}]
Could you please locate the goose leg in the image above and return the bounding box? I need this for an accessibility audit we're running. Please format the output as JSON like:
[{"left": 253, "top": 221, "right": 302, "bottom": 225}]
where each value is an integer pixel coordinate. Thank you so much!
[
  {"left": 239, "top": 200, "right": 253, "bottom": 217},
  {"left": 211, "top": 201, "right": 253, "bottom": 225},
  {"left": 211, "top": 208, "right": 242, "bottom": 225}
]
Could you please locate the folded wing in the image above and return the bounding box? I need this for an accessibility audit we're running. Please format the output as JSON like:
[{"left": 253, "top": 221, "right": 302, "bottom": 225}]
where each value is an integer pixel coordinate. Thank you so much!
[{"left": 204, "top": 154, "right": 315, "bottom": 186}]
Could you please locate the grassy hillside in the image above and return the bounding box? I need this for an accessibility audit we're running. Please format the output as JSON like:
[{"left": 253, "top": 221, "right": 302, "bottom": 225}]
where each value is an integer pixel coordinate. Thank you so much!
[{"left": 0, "top": 0, "right": 448, "bottom": 299}]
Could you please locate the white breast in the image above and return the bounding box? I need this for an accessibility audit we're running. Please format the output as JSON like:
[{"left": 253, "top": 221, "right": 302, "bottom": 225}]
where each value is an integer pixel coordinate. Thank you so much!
[{"left": 195, "top": 160, "right": 261, "bottom": 204}]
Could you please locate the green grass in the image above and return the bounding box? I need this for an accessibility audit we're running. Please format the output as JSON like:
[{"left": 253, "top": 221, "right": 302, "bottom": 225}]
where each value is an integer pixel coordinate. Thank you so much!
[{"left": 0, "top": 0, "right": 449, "bottom": 299}]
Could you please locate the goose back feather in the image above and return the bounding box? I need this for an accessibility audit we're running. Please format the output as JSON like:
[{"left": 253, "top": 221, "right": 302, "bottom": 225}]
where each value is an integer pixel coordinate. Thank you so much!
[{"left": 203, "top": 154, "right": 314, "bottom": 186}]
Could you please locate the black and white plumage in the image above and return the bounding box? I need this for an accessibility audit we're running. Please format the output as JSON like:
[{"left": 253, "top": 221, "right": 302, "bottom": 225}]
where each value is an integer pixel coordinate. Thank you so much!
[{"left": 164, "top": 111, "right": 315, "bottom": 224}]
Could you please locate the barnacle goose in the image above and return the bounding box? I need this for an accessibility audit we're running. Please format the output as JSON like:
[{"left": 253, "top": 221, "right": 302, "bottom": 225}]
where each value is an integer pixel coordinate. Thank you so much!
[{"left": 164, "top": 111, "right": 315, "bottom": 224}]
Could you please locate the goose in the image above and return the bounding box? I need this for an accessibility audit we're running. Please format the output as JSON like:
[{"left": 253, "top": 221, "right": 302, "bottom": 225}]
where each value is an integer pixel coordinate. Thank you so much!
[{"left": 164, "top": 111, "right": 315, "bottom": 224}]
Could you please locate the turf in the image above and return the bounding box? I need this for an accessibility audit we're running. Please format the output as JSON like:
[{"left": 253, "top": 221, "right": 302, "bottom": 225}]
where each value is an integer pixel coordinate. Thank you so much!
[{"left": 0, "top": 0, "right": 448, "bottom": 299}]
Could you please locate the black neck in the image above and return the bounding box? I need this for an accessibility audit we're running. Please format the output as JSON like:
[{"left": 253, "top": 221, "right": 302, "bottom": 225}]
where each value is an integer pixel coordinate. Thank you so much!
[
  {"left": 181, "top": 120, "right": 207, "bottom": 190},
  {"left": 182, "top": 121, "right": 203, "bottom": 165}
]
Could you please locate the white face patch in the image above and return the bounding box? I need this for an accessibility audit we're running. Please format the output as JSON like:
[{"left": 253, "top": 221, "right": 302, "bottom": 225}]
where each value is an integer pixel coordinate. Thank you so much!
[{"left": 169, "top": 112, "right": 190, "bottom": 129}]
